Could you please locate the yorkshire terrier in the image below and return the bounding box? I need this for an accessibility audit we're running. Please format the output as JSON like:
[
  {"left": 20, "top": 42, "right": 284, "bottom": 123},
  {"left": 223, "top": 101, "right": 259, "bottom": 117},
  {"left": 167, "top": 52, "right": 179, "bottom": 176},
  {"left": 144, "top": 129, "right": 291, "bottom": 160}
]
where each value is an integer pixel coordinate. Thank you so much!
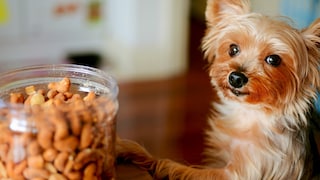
[{"left": 116, "top": 0, "right": 320, "bottom": 179}]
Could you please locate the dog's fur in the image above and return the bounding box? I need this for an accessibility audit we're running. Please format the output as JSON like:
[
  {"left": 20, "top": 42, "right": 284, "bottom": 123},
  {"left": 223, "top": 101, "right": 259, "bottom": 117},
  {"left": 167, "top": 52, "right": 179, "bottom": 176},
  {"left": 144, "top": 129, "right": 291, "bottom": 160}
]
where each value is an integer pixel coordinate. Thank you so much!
[{"left": 116, "top": 0, "right": 320, "bottom": 179}]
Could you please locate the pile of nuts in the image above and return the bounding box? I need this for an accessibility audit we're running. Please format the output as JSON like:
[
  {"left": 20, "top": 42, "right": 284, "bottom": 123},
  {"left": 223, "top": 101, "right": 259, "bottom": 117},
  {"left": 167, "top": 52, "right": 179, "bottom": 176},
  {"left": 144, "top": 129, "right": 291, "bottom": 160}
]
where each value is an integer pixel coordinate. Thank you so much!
[{"left": 0, "top": 78, "right": 116, "bottom": 180}]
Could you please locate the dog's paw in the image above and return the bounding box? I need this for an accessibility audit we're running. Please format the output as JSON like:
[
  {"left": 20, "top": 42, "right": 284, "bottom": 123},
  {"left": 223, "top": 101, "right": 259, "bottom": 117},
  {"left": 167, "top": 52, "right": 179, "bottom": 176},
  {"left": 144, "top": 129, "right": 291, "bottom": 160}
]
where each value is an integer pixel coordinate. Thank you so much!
[{"left": 116, "top": 137, "right": 156, "bottom": 171}]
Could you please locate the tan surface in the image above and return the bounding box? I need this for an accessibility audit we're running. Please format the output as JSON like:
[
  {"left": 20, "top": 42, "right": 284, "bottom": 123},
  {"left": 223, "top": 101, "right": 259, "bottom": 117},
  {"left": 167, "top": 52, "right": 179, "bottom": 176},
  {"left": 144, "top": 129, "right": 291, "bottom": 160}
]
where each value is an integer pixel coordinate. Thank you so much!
[{"left": 116, "top": 164, "right": 152, "bottom": 180}]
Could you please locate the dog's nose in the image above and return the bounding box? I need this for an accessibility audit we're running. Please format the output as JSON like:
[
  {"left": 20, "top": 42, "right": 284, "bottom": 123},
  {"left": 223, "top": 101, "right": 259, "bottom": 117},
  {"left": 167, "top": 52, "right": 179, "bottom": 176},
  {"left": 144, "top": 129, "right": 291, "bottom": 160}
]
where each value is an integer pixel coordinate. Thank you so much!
[{"left": 228, "top": 72, "right": 248, "bottom": 88}]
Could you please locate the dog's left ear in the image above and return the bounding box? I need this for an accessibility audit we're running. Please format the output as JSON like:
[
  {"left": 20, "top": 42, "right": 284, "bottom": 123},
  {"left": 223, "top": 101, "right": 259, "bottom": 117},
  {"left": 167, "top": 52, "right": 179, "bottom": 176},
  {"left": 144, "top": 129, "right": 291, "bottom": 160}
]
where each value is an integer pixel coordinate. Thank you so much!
[
  {"left": 205, "top": 0, "right": 250, "bottom": 25},
  {"left": 301, "top": 18, "right": 320, "bottom": 89},
  {"left": 302, "top": 18, "right": 320, "bottom": 48}
]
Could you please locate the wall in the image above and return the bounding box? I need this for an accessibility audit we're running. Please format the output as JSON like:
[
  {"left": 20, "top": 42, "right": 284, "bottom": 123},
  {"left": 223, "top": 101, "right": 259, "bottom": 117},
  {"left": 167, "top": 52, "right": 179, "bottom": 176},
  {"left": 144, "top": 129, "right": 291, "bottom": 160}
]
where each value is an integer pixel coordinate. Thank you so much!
[
  {"left": 103, "top": 0, "right": 190, "bottom": 82},
  {"left": 0, "top": 0, "right": 106, "bottom": 72},
  {"left": 0, "top": 0, "right": 190, "bottom": 82},
  {"left": 251, "top": 0, "right": 280, "bottom": 15}
]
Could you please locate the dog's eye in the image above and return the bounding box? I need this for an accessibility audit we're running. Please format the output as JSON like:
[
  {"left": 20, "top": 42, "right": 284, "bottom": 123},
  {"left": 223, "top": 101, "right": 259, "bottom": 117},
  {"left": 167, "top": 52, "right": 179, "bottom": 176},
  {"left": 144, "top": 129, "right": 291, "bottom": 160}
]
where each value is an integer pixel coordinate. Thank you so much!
[
  {"left": 265, "top": 55, "right": 281, "bottom": 67},
  {"left": 229, "top": 44, "right": 240, "bottom": 57}
]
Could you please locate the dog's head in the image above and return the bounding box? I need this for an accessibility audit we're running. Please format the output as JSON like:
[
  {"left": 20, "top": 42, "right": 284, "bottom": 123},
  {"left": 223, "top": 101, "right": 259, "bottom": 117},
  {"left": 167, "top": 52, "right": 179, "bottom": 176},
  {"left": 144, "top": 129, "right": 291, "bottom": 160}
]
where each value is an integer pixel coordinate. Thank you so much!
[{"left": 203, "top": 0, "right": 320, "bottom": 116}]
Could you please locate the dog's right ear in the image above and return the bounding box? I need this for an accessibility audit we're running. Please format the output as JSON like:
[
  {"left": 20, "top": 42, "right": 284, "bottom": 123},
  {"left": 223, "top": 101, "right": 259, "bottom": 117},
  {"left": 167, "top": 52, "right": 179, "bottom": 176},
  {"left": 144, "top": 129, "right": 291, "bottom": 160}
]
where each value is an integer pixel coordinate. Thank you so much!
[
  {"left": 205, "top": 0, "right": 250, "bottom": 25},
  {"left": 301, "top": 18, "right": 320, "bottom": 90}
]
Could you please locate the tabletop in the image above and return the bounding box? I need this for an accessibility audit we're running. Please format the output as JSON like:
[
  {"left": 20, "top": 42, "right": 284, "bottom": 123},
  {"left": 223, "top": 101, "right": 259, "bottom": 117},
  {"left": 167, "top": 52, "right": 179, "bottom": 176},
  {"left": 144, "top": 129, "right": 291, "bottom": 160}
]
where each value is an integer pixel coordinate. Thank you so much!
[{"left": 116, "top": 164, "right": 152, "bottom": 180}]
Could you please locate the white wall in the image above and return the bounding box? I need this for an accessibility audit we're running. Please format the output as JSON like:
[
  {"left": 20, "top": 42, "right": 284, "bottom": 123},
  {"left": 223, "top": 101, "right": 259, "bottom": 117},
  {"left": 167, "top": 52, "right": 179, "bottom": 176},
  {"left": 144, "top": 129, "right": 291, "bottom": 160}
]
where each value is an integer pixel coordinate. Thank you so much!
[{"left": 103, "top": 0, "right": 190, "bottom": 82}]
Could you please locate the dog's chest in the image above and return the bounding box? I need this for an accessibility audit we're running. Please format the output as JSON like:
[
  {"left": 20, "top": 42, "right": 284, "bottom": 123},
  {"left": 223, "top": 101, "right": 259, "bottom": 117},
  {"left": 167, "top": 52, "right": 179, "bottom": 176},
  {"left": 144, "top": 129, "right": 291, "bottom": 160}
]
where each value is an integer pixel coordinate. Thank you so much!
[
  {"left": 209, "top": 101, "right": 275, "bottom": 156},
  {"left": 214, "top": 101, "right": 270, "bottom": 129}
]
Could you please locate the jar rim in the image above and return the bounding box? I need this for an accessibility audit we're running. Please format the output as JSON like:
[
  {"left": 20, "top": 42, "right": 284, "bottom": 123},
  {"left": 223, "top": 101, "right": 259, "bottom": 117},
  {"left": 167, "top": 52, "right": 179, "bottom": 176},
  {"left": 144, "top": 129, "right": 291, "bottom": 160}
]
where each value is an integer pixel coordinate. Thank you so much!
[{"left": 0, "top": 64, "right": 119, "bottom": 101}]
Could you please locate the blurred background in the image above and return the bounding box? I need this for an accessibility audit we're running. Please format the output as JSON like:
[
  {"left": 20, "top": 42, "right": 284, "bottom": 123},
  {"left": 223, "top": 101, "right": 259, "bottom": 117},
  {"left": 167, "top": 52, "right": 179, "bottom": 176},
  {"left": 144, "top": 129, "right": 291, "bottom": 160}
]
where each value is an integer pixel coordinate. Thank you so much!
[
  {"left": 1, "top": 0, "right": 319, "bottom": 174},
  {"left": 1, "top": 0, "right": 318, "bottom": 81}
]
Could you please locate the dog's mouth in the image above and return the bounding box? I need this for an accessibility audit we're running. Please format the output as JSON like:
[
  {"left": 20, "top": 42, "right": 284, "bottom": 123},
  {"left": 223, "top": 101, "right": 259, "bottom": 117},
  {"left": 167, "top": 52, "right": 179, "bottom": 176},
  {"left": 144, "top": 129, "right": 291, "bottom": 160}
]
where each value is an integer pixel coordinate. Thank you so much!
[{"left": 229, "top": 88, "right": 249, "bottom": 96}]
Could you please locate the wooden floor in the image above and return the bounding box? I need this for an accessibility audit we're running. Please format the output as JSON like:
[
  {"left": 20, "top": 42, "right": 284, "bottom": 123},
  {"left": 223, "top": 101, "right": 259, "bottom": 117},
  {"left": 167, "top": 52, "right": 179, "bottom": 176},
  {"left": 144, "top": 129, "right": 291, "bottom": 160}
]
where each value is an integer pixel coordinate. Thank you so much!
[{"left": 116, "top": 18, "right": 211, "bottom": 165}]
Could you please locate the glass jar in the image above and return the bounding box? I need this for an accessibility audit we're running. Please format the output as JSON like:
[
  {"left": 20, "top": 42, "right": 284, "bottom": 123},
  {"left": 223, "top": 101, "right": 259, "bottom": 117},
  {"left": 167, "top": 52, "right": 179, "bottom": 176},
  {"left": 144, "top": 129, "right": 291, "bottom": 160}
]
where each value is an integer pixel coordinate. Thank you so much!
[{"left": 0, "top": 64, "right": 119, "bottom": 180}]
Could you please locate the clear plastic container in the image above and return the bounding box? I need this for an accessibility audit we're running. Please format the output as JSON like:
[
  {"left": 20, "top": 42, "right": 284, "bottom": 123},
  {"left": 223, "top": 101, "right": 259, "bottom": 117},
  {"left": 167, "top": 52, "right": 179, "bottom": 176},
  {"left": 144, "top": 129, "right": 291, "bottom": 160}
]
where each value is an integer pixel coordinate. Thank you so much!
[{"left": 0, "top": 64, "right": 119, "bottom": 180}]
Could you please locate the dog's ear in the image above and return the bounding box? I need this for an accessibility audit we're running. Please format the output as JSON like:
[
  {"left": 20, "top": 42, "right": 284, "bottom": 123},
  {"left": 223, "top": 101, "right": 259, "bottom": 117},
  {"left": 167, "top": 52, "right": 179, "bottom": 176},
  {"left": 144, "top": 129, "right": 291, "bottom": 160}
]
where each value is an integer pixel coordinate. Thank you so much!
[
  {"left": 302, "top": 18, "right": 320, "bottom": 49},
  {"left": 301, "top": 18, "right": 320, "bottom": 89},
  {"left": 205, "top": 0, "right": 250, "bottom": 25}
]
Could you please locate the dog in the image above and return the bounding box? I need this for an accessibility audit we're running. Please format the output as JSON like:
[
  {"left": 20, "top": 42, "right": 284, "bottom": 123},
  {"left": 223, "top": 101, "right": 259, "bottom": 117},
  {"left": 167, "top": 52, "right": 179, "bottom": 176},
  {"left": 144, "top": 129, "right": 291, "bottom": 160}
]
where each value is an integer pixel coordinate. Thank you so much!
[{"left": 116, "top": 0, "right": 320, "bottom": 179}]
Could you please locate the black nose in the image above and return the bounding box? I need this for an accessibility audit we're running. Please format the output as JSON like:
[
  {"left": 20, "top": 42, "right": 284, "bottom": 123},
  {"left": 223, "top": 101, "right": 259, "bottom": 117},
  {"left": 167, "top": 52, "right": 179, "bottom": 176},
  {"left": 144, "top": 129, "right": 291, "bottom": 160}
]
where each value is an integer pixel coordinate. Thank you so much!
[{"left": 228, "top": 72, "right": 248, "bottom": 88}]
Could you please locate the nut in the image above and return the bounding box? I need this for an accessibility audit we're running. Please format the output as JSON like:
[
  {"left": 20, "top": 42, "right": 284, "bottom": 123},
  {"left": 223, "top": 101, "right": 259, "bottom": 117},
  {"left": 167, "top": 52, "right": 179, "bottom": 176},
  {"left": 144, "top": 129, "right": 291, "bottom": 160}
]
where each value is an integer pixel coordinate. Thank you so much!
[
  {"left": 0, "top": 77, "right": 116, "bottom": 179},
  {"left": 43, "top": 148, "right": 58, "bottom": 162},
  {"left": 73, "top": 149, "right": 104, "bottom": 171},
  {"left": 13, "top": 160, "right": 27, "bottom": 176},
  {"left": 64, "top": 171, "right": 82, "bottom": 180},
  {"left": 47, "top": 90, "right": 58, "bottom": 99},
  {"left": 53, "top": 136, "right": 79, "bottom": 153},
  {"left": 63, "top": 155, "right": 74, "bottom": 174},
  {"left": 45, "top": 163, "right": 57, "bottom": 174},
  {"left": 84, "top": 163, "right": 96, "bottom": 177},
  {"left": 48, "top": 78, "right": 70, "bottom": 93},
  {"left": 83, "top": 91, "right": 96, "bottom": 102},
  {"left": 25, "top": 86, "right": 36, "bottom": 95},
  {"left": 37, "top": 129, "right": 53, "bottom": 149},
  {"left": 49, "top": 173, "right": 67, "bottom": 180},
  {"left": 54, "top": 152, "right": 69, "bottom": 172},
  {"left": 30, "top": 93, "right": 45, "bottom": 106},
  {"left": 10, "top": 93, "right": 24, "bottom": 103},
  {"left": 23, "top": 167, "right": 50, "bottom": 179},
  {"left": 68, "top": 112, "right": 82, "bottom": 136},
  {"left": 27, "top": 140, "right": 41, "bottom": 156},
  {"left": 27, "top": 155, "right": 44, "bottom": 169},
  {"left": 79, "top": 123, "right": 93, "bottom": 149},
  {"left": 0, "top": 161, "right": 7, "bottom": 178}
]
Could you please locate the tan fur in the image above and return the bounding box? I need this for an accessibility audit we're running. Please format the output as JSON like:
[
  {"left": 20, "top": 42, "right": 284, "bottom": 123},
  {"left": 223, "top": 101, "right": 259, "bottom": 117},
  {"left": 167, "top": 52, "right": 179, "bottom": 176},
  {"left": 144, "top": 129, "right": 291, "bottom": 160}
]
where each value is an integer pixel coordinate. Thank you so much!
[{"left": 116, "top": 0, "right": 320, "bottom": 179}]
